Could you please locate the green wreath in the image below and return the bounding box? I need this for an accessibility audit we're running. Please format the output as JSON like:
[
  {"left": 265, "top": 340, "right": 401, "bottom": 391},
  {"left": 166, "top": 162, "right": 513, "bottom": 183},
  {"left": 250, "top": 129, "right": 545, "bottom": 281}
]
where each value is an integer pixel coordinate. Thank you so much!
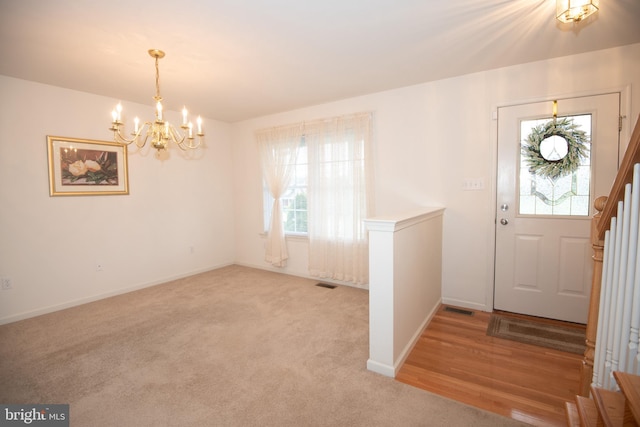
[{"left": 521, "top": 117, "right": 590, "bottom": 180}]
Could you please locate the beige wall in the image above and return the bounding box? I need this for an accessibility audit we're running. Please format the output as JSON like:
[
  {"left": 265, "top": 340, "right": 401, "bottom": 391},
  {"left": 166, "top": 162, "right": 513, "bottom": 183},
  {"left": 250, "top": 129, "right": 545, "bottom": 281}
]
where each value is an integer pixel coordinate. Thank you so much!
[
  {"left": 0, "top": 77, "right": 236, "bottom": 323},
  {"left": 231, "top": 43, "right": 640, "bottom": 312},
  {"left": 1, "top": 43, "right": 639, "bottom": 323}
]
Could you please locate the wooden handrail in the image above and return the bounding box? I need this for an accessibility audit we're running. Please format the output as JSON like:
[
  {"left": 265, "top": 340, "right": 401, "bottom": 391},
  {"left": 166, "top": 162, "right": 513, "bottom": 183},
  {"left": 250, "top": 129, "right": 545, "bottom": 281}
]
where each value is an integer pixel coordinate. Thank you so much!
[
  {"left": 597, "top": 114, "right": 640, "bottom": 239},
  {"left": 580, "top": 114, "right": 640, "bottom": 396}
]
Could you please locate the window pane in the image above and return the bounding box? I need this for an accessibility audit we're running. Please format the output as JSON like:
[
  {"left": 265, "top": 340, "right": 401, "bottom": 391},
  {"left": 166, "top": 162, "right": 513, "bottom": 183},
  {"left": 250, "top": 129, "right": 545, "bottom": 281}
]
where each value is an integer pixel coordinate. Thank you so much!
[{"left": 283, "top": 189, "right": 308, "bottom": 233}]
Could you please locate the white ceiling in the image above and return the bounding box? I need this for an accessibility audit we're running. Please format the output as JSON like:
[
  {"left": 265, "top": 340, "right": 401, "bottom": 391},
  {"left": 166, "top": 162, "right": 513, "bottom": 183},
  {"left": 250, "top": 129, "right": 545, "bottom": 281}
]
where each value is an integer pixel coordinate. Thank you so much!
[{"left": 1, "top": 0, "right": 639, "bottom": 123}]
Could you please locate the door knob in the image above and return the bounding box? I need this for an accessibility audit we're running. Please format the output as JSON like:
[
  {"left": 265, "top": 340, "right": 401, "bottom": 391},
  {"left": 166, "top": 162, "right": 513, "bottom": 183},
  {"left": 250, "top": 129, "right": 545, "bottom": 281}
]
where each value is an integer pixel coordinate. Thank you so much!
[{"left": 500, "top": 218, "right": 509, "bottom": 225}]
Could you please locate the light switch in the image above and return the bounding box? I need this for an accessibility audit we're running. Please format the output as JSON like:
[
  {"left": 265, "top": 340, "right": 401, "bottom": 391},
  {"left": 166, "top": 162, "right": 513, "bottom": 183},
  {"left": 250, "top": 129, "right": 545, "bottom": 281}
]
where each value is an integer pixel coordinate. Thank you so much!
[{"left": 462, "top": 178, "right": 485, "bottom": 191}]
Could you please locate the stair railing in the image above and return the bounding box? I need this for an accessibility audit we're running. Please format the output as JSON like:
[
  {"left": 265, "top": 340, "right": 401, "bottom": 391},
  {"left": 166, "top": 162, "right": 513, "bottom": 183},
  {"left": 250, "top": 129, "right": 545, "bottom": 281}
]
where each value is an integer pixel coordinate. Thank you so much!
[{"left": 580, "top": 114, "right": 640, "bottom": 396}]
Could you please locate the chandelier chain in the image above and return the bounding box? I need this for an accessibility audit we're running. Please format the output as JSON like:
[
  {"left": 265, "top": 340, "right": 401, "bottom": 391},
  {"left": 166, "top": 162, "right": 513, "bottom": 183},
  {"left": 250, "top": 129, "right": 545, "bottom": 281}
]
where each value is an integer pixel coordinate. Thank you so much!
[{"left": 154, "top": 55, "right": 162, "bottom": 102}]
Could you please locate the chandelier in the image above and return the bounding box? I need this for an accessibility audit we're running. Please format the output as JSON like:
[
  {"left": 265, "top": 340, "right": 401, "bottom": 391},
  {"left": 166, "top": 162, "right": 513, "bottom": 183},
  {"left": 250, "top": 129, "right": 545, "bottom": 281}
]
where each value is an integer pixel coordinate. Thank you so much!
[
  {"left": 556, "top": 0, "right": 599, "bottom": 23},
  {"left": 109, "top": 49, "right": 204, "bottom": 152}
]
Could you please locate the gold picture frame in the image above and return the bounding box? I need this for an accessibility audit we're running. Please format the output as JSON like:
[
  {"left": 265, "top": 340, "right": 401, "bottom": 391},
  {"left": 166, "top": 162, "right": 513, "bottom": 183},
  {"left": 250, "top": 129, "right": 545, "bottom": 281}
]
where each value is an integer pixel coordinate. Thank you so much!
[{"left": 47, "top": 136, "right": 129, "bottom": 196}]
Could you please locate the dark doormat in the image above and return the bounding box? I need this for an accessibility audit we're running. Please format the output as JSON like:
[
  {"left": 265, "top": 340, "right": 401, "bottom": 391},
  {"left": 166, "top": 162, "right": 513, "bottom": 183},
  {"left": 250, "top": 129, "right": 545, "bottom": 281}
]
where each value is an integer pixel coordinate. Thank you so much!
[{"left": 487, "top": 314, "right": 586, "bottom": 354}]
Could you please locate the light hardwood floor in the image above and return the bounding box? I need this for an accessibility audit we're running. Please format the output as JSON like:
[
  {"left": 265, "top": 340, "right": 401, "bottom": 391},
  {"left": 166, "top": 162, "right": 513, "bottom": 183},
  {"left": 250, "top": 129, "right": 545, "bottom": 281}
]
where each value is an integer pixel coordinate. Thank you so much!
[{"left": 396, "top": 305, "right": 584, "bottom": 426}]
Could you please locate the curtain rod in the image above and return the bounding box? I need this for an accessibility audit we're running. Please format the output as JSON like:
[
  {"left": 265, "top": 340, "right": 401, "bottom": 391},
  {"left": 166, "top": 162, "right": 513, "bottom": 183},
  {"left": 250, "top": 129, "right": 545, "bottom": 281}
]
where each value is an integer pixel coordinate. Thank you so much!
[{"left": 256, "top": 111, "right": 372, "bottom": 136}]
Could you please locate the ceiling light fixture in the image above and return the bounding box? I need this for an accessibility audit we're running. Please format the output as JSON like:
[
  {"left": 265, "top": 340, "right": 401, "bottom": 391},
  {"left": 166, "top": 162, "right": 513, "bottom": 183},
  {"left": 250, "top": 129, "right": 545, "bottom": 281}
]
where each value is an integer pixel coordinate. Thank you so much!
[
  {"left": 556, "top": 0, "right": 599, "bottom": 23},
  {"left": 109, "top": 49, "right": 204, "bottom": 152}
]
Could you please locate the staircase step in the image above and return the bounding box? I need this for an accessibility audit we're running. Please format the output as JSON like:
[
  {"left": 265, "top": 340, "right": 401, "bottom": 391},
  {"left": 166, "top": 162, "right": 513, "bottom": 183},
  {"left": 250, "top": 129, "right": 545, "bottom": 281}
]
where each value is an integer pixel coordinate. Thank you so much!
[
  {"left": 613, "top": 372, "right": 640, "bottom": 426},
  {"left": 566, "top": 401, "right": 581, "bottom": 427},
  {"left": 591, "top": 385, "right": 627, "bottom": 427},
  {"left": 575, "top": 395, "right": 599, "bottom": 427}
]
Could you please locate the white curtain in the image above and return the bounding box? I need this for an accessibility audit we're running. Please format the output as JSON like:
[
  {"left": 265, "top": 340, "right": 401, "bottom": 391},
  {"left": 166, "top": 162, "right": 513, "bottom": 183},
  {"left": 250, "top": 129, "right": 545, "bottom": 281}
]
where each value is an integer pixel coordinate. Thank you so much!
[
  {"left": 256, "top": 124, "right": 302, "bottom": 267},
  {"left": 305, "top": 112, "right": 373, "bottom": 285}
]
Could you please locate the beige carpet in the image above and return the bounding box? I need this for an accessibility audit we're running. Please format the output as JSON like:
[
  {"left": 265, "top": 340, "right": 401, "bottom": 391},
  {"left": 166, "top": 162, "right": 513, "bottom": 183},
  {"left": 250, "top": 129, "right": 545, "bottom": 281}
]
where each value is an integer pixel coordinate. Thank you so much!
[{"left": 0, "top": 265, "right": 526, "bottom": 426}]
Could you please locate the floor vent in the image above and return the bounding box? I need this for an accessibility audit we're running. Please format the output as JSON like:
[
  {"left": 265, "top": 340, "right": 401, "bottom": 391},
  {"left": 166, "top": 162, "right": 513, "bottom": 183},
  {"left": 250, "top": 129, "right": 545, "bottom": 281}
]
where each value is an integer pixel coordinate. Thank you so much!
[
  {"left": 315, "top": 283, "right": 337, "bottom": 289},
  {"left": 444, "top": 306, "right": 475, "bottom": 316}
]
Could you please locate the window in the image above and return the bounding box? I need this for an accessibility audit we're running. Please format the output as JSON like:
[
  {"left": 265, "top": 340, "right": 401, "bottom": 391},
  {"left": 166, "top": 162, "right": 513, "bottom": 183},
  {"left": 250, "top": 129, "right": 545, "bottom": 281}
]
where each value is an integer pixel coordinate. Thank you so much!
[
  {"left": 257, "top": 112, "right": 372, "bottom": 284},
  {"left": 263, "top": 140, "right": 308, "bottom": 235}
]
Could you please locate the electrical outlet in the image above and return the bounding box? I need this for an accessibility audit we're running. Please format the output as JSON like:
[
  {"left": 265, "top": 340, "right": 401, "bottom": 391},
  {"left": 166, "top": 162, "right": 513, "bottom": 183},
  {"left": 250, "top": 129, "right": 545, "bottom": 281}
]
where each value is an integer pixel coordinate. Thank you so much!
[
  {"left": 96, "top": 263, "right": 104, "bottom": 272},
  {"left": 1, "top": 276, "right": 12, "bottom": 290},
  {"left": 190, "top": 246, "right": 195, "bottom": 255}
]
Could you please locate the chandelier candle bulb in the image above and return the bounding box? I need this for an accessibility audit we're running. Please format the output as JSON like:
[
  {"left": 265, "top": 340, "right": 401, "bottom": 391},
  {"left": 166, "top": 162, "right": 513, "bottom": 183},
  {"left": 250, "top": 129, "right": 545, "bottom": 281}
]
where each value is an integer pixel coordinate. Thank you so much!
[
  {"left": 197, "top": 116, "right": 202, "bottom": 134},
  {"left": 134, "top": 117, "right": 139, "bottom": 133},
  {"left": 188, "top": 122, "right": 193, "bottom": 138},
  {"left": 182, "top": 107, "right": 188, "bottom": 126}
]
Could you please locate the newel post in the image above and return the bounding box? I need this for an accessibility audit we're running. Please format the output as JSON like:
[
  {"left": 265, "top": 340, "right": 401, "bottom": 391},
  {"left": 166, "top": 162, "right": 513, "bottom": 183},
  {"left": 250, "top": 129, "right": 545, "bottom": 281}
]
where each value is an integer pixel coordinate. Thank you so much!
[{"left": 579, "top": 195, "right": 607, "bottom": 396}]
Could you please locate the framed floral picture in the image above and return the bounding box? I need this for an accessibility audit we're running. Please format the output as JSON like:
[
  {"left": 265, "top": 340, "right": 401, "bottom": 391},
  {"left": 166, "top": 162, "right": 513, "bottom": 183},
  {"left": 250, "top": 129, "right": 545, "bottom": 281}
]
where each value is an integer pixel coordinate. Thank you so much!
[{"left": 47, "top": 136, "right": 129, "bottom": 196}]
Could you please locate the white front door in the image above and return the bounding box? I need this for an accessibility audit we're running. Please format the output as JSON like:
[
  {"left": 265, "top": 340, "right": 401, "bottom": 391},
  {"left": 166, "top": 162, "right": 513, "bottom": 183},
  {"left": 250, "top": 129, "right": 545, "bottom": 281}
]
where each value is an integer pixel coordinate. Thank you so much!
[{"left": 495, "top": 94, "right": 620, "bottom": 323}]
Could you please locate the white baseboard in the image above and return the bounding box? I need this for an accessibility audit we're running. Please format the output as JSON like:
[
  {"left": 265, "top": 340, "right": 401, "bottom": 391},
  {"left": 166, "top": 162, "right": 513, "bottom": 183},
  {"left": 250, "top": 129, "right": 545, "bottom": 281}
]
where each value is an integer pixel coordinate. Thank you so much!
[
  {"left": 366, "top": 299, "right": 441, "bottom": 378},
  {"left": 0, "top": 263, "right": 233, "bottom": 325},
  {"left": 234, "top": 261, "right": 370, "bottom": 290},
  {"left": 441, "top": 297, "right": 490, "bottom": 313},
  {"left": 391, "top": 300, "right": 441, "bottom": 376},
  {"left": 366, "top": 359, "right": 396, "bottom": 377}
]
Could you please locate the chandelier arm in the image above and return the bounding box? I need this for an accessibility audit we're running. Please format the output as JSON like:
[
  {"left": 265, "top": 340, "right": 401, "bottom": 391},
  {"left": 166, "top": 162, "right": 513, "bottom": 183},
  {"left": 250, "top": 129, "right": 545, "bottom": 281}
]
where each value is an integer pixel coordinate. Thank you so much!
[
  {"left": 191, "top": 136, "right": 203, "bottom": 149},
  {"left": 111, "top": 125, "right": 138, "bottom": 145},
  {"left": 138, "top": 121, "right": 160, "bottom": 148},
  {"left": 180, "top": 136, "right": 203, "bottom": 150},
  {"left": 141, "top": 132, "right": 151, "bottom": 149},
  {"left": 110, "top": 122, "right": 150, "bottom": 148},
  {"left": 171, "top": 124, "right": 203, "bottom": 150},
  {"left": 168, "top": 125, "right": 190, "bottom": 150}
]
